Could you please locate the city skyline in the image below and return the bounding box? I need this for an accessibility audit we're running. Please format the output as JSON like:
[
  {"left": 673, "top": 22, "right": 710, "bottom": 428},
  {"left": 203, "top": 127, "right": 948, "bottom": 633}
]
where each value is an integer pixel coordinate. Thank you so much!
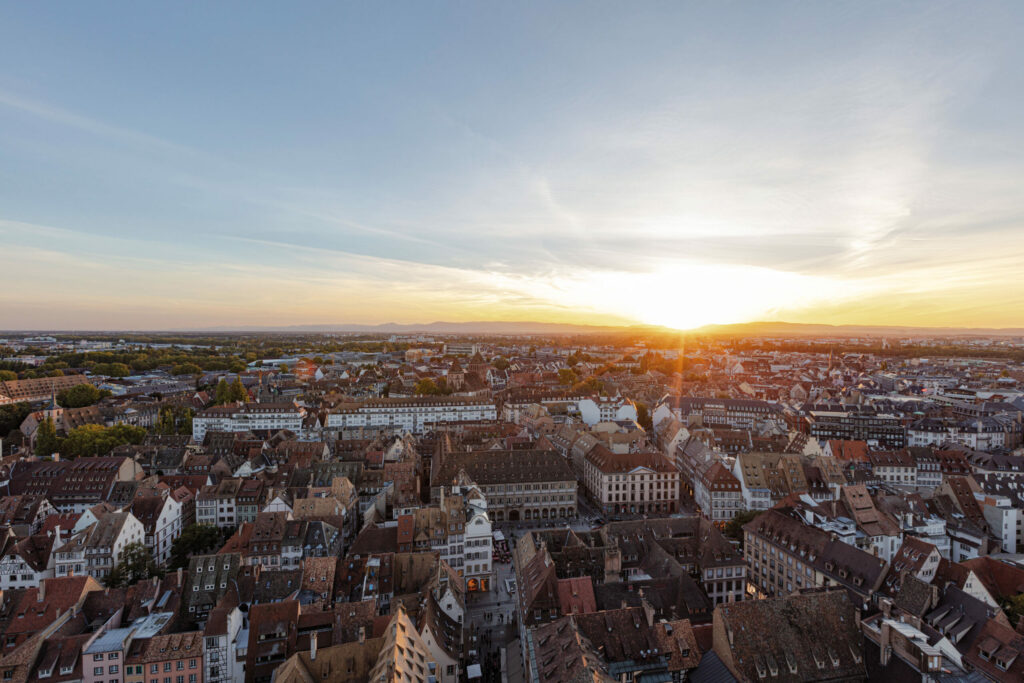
[{"left": 3, "top": 2, "right": 1024, "bottom": 330}]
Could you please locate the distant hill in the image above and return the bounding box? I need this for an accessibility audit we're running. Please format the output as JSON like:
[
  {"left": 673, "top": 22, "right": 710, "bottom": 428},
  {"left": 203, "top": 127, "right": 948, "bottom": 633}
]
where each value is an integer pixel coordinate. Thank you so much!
[
  {"left": 692, "top": 321, "right": 1024, "bottom": 338},
  {"left": 201, "top": 320, "right": 651, "bottom": 335}
]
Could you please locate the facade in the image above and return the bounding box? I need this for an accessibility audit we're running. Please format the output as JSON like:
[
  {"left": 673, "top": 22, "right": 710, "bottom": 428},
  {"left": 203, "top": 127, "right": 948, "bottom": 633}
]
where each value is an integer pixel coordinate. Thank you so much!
[
  {"left": 63, "top": 511, "right": 147, "bottom": 581},
  {"left": 805, "top": 409, "right": 906, "bottom": 448},
  {"left": 576, "top": 396, "right": 638, "bottom": 426},
  {"left": 192, "top": 402, "right": 304, "bottom": 441},
  {"left": 654, "top": 396, "right": 784, "bottom": 431},
  {"left": 431, "top": 450, "right": 577, "bottom": 522},
  {"left": 326, "top": 397, "right": 497, "bottom": 433},
  {"left": 743, "top": 508, "right": 887, "bottom": 608},
  {"left": 0, "top": 534, "right": 55, "bottom": 590},
  {"left": 581, "top": 446, "right": 679, "bottom": 516},
  {"left": 130, "top": 493, "right": 183, "bottom": 566},
  {"left": 868, "top": 449, "right": 918, "bottom": 486},
  {"left": 693, "top": 461, "right": 742, "bottom": 527},
  {"left": 125, "top": 631, "right": 204, "bottom": 683}
]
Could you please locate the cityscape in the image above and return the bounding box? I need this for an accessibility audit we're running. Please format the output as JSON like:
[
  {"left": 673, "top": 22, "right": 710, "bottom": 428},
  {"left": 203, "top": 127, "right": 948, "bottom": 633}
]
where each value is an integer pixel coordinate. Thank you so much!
[{"left": 3, "top": 2, "right": 1024, "bottom": 683}]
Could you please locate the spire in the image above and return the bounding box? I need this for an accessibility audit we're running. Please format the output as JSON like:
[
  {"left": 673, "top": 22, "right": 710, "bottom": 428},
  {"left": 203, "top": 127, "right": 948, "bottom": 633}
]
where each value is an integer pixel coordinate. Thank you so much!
[{"left": 47, "top": 379, "right": 58, "bottom": 411}]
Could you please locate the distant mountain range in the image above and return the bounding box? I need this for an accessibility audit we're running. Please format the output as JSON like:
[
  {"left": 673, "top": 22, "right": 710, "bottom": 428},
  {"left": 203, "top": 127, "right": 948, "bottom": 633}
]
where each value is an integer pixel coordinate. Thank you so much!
[
  {"left": 8, "top": 320, "right": 1023, "bottom": 337},
  {"left": 200, "top": 321, "right": 645, "bottom": 335},
  {"left": 691, "top": 321, "right": 1024, "bottom": 337},
  {"left": 199, "top": 319, "right": 1024, "bottom": 337}
]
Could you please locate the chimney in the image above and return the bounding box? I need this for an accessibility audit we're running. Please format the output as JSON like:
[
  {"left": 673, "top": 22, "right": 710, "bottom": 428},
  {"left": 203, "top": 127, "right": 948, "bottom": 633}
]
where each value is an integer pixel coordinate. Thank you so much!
[
  {"left": 38, "top": 581, "right": 45, "bottom": 603},
  {"left": 177, "top": 567, "right": 183, "bottom": 586},
  {"left": 358, "top": 626, "right": 366, "bottom": 644},
  {"left": 310, "top": 631, "right": 317, "bottom": 661}
]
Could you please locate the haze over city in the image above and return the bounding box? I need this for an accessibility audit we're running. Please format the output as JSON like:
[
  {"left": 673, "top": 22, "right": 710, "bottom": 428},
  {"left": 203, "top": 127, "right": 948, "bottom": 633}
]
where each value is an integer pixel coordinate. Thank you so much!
[{"left": 3, "top": 1, "right": 1024, "bottom": 330}]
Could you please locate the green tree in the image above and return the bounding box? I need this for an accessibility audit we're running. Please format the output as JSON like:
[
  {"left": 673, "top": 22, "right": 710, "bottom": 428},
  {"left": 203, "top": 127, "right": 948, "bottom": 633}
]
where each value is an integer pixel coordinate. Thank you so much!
[
  {"left": 170, "top": 363, "right": 203, "bottom": 376},
  {"left": 558, "top": 368, "right": 577, "bottom": 386},
  {"left": 573, "top": 377, "right": 604, "bottom": 394},
  {"left": 725, "top": 510, "right": 764, "bottom": 548},
  {"left": 1002, "top": 593, "right": 1024, "bottom": 630},
  {"left": 91, "top": 363, "right": 131, "bottom": 377},
  {"left": 214, "top": 379, "right": 230, "bottom": 405},
  {"left": 492, "top": 357, "right": 510, "bottom": 371},
  {"left": 0, "top": 370, "right": 17, "bottom": 381},
  {"left": 34, "top": 417, "right": 60, "bottom": 457},
  {"left": 228, "top": 377, "right": 248, "bottom": 402},
  {"left": 415, "top": 378, "right": 440, "bottom": 395},
  {"left": 168, "top": 525, "right": 225, "bottom": 570},
  {"left": 0, "top": 402, "right": 32, "bottom": 438},
  {"left": 278, "top": 364, "right": 289, "bottom": 373},
  {"left": 155, "top": 407, "right": 177, "bottom": 435},
  {"left": 61, "top": 423, "right": 146, "bottom": 458},
  {"left": 107, "top": 542, "right": 161, "bottom": 587},
  {"left": 57, "top": 383, "right": 103, "bottom": 408}
]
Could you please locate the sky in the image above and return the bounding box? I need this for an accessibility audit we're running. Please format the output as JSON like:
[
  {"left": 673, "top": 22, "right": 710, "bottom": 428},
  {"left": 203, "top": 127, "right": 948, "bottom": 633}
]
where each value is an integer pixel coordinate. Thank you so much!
[{"left": 2, "top": 1, "right": 1024, "bottom": 331}]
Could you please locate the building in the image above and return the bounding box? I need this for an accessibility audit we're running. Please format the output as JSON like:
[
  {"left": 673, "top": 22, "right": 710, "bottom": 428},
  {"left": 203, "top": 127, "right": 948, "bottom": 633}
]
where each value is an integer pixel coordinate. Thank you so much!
[
  {"left": 805, "top": 409, "right": 905, "bottom": 448},
  {"left": 130, "top": 492, "right": 183, "bottom": 566},
  {"left": 868, "top": 449, "right": 917, "bottom": 486},
  {"left": 713, "top": 590, "right": 867, "bottom": 682},
  {"left": 576, "top": 396, "right": 638, "bottom": 426},
  {"left": 7, "top": 456, "right": 144, "bottom": 513},
  {"left": 653, "top": 396, "right": 784, "bottom": 431},
  {"left": 124, "top": 631, "right": 204, "bottom": 683},
  {"left": 326, "top": 397, "right": 497, "bottom": 434},
  {"left": 192, "top": 402, "right": 304, "bottom": 441},
  {"left": 431, "top": 450, "right": 577, "bottom": 522},
  {"left": 743, "top": 507, "right": 887, "bottom": 608},
  {"left": 581, "top": 445, "right": 679, "bottom": 516},
  {"left": 693, "top": 461, "right": 742, "bottom": 527},
  {"left": 0, "top": 375, "right": 93, "bottom": 404},
  {"left": 196, "top": 479, "right": 265, "bottom": 529}
]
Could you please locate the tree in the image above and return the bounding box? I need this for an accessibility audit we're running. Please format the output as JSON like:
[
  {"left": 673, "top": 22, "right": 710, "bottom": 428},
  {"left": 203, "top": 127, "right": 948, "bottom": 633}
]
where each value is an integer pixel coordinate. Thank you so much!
[
  {"left": 573, "top": 377, "right": 604, "bottom": 394},
  {"left": 492, "top": 357, "right": 510, "bottom": 371},
  {"left": 415, "top": 378, "right": 440, "bottom": 395},
  {"left": 214, "top": 378, "right": 230, "bottom": 405},
  {"left": 558, "top": 368, "right": 577, "bottom": 386},
  {"left": 34, "top": 417, "right": 60, "bottom": 457},
  {"left": 168, "top": 524, "right": 225, "bottom": 570},
  {"left": 1002, "top": 593, "right": 1024, "bottom": 630},
  {"left": 0, "top": 402, "right": 32, "bottom": 438},
  {"left": 57, "top": 383, "right": 103, "bottom": 408},
  {"left": 725, "top": 510, "right": 764, "bottom": 548},
  {"left": 61, "top": 423, "right": 146, "bottom": 458},
  {"left": 170, "top": 363, "right": 202, "bottom": 376},
  {"left": 228, "top": 377, "right": 248, "bottom": 402},
  {"left": 279, "top": 364, "right": 289, "bottom": 373},
  {"left": 635, "top": 401, "right": 653, "bottom": 431},
  {"left": 107, "top": 542, "right": 161, "bottom": 587},
  {"left": 91, "top": 362, "right": 131, "bottom": 378},
  {"left": 0, "top": 370, "right": 17, "bottom": 381}
]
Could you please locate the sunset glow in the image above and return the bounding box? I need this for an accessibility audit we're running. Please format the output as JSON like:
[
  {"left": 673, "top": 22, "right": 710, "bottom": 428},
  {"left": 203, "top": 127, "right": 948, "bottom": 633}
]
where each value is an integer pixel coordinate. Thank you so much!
[{"left": 2, "top": 3, "right": 1023, "bottom": 330}]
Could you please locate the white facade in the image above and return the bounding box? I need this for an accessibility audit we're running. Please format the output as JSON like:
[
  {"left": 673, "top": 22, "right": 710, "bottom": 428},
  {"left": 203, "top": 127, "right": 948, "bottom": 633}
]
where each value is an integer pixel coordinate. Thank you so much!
[
  {"left": 326, "top": 398, "right": 496, "bottom": 433},
  {"left": 0, "top": 543, "right": 55, "bottom": 590},
  {"left": 461, "top": 493, "right": 493, "bottom": 592},
  {"left": 146, "top": 496, "right": 183, "bottom": 566},
  {"left": 577, "top": 397, "right": 638, "bottom": 426},
  {"left": 192, "top": 402, "right": 304, "bottom": 440}
]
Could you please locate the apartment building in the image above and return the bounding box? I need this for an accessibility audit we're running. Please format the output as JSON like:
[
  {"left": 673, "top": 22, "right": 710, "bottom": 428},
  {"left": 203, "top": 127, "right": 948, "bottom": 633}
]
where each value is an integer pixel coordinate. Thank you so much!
[
  {"left": 743, "top": 508, "right": 887, "bottom": 608},
  {"left": 326, "top": 397, "right": 497, "bottom": 433},
  {"left": 693, "top": 460, "right": 742, "bottom": 527},
  {"left": 196, "top": 479, "right": 265, "bottom": 529},
  {"left": 192, "top": 402, "right": 304, "bottom": 441}
]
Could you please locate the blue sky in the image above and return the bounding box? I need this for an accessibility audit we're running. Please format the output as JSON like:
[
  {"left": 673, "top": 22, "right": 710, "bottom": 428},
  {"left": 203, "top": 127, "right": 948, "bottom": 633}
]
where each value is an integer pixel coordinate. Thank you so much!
[{"left": 2, "top": 2, "right": 1023, "bottom": 329}]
